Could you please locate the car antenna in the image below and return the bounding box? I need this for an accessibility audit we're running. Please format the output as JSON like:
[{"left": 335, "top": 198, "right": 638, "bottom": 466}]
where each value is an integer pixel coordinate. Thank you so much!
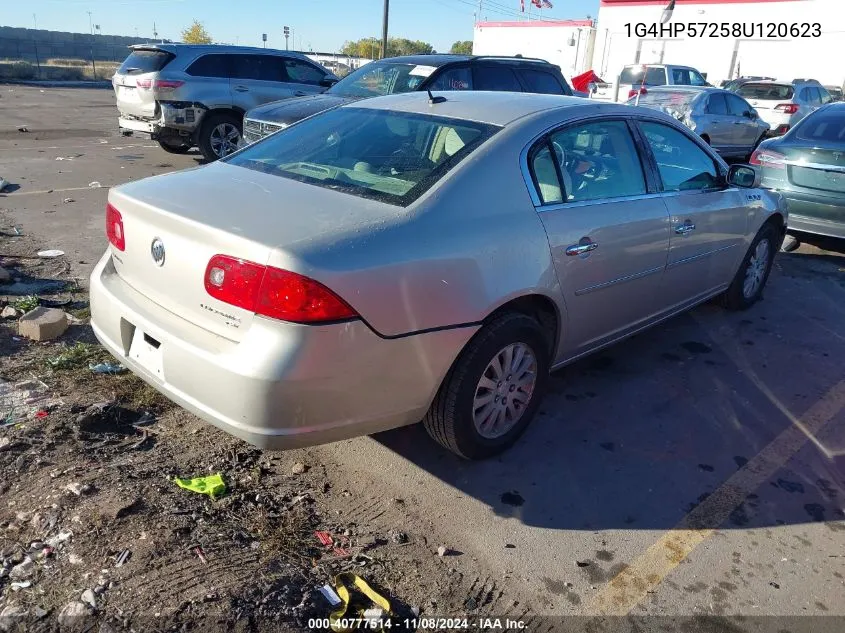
[{"left": 427, "top": 89, "right": 447, "bottom": 104}]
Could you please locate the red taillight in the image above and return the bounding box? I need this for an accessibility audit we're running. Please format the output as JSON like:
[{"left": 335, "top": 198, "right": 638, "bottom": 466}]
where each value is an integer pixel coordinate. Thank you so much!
[
  {"left": 154, "top": 79, "right": 184, "bottom": 92},
  {"left": 135, "top": 79, "right": 183, "bottom": 92},
  {"left": 204, "top": 255, "right": 358, "bottom": 324},
  {"left": 628, "top": 87, "right": 648, "bottom": 99},
  {"left": 775, "top": 103, "right": 799, "bottom": 114},
  {"left": 749, "top": 148, "right": 786, "bottom": 169},
  {"left": 105, "top": 203, "right": 125, "bottom": 251}
]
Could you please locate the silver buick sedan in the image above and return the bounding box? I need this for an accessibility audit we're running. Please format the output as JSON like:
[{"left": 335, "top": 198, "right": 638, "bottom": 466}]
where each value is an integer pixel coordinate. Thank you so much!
[{"left": 90, "top": 91, "right": 787, "bottom": 459}]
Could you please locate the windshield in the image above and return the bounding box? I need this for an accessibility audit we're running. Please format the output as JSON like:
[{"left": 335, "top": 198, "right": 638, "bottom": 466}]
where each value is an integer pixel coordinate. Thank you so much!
[
  {"left": 792, "top": 109, "right": 845, "bottom": 142},
  {"left": 225, "top": 107, "right": 499, "bottom": 206},
  {"left": 737, "top": 83, "right": 794, "bottom": 100},
  {"left": 118, "top": 49, "right": 174, "bottom": 75},
  {"left": 619, "top": 66, "right": 667, "bottom": 86},
  {"left": 328, "top": 62, "right": 436, "bottom": 98}
]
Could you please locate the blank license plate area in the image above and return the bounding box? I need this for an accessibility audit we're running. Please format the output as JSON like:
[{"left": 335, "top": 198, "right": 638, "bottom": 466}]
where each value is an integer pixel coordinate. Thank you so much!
[
  {"left": 129, "top": 328, "right": 164, "bottom": 380},
  {"left": 118, "top": 85, "right": 139, "bottom": 101}
]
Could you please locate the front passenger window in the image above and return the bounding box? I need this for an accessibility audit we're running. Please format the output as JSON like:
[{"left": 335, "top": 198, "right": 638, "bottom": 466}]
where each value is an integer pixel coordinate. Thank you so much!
[{"left": 640, "top": 121, "right": 720, "bottom": 192}]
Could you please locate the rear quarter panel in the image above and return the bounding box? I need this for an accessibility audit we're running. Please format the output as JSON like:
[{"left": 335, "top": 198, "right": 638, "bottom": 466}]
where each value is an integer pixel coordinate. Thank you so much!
[{"left": 269, "top": 121, "right": 564, "bottom": 339}]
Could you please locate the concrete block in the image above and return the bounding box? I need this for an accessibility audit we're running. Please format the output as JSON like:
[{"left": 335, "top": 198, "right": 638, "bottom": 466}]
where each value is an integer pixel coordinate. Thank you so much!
[{"left": 18, "top": 307, "right": 68, "bottom": 342}]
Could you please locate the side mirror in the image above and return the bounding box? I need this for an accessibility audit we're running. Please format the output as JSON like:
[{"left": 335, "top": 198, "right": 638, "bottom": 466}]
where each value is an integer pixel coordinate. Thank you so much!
[
  {"left": 728, "top": 164, "right": 761, "bottom": 189},
  {"left": 587, "top": 82, "right": 597, "bottom": 94},
  {"left": 320, "top": 77, "right": 338, "bottom": 88},
  {"left": 743, "top": 110, "right": 755, "bottom": 119}
]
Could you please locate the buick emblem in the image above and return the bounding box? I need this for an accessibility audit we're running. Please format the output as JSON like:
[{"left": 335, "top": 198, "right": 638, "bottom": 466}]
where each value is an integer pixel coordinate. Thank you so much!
[{"left": 150, "top": 238, "right": 165, "bottom": 267}]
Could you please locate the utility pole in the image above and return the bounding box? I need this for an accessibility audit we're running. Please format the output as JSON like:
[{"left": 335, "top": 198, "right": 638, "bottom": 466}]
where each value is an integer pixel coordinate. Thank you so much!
[
  {"left": 87, "top": 11, "right": 93, "bottom": 35},
  {"left": 284, "top": 26, "right": 290, "bottom": 50},
  {"left": 33, "top": 14, "right": 37, "bottom": 30},
  {"left": 153, "top": 22, "right": 158, "bottom": 41},
  {"left": 381, "top": 0, "right": 389, "bottom": 60}
]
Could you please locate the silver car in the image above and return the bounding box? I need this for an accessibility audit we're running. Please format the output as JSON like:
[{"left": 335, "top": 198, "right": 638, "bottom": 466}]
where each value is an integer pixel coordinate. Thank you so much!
[
  {"left": 113, "top": 44, "right": 338, "bottom": 161},
  {"left": 628, "top": 86, "right": 770, "bottom": 159},
  {"left": 90, "top": 92, "right": 787, "bottom": 459},
  {"left": 736, "top": 79, "right": 832, "bottom": 137}
]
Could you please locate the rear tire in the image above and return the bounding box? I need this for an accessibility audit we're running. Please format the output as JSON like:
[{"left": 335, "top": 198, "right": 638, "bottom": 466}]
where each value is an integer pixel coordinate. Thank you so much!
[
  {"left": 722, "top": 223, "right": 778, "bottom": 311},
  {"left": 198, "top": 112, "right": 242, "bottom": 162},
  {"left": 423, "top": 313, "right": 550, "bottom": 460},
  {"left": 157, "top": 137, "right": 192, "bottom": 154}
]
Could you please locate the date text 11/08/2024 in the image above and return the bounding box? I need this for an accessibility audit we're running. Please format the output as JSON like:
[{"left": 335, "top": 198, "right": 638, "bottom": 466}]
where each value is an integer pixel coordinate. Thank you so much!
[
  {"left": 624, "top": 22, "right": 821, "bottom": 38},
  {"left": 307, "top": 618, "right": 527, "bottom": 630}
]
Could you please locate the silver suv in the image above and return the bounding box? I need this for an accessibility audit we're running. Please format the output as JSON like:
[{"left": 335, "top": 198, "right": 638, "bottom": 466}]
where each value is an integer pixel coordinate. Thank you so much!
[{"left": 113, "top": 44, "right": 338, "bottom": 161}]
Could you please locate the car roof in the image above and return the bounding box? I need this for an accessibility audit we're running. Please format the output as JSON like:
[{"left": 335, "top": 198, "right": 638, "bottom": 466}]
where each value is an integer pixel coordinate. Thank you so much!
[
  {"left": 129, "top": 43, "right": 312, "bottom": 59},
  {"left": 347, "top": 90, "right": 604, "bottom": 126},
  {"left": 372, "top": 54, "right": 554, "bottom": 67}
]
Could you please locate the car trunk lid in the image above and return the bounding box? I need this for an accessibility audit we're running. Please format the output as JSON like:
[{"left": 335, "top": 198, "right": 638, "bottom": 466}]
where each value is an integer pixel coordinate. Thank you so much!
[
  {"left": 107, "top": 162, "right": 399, "bottom": 341},
  {"left": 783, "top": 144, "right": 845, "bottom": 194}
]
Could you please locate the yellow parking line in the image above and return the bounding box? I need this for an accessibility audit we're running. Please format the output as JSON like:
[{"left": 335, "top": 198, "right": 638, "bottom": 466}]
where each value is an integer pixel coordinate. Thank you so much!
[{"left": 587, "top": 329, "right": 845, "bottom": 615}]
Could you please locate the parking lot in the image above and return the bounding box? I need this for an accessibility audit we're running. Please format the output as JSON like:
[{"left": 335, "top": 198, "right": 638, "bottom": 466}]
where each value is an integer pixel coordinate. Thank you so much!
[{"left": 2, "top": 85, "right": 845, "bottom": 630}]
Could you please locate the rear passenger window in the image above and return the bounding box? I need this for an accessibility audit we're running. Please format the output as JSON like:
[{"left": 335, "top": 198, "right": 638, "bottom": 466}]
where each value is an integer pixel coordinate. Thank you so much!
[
  {"left": 474, "top": 65, "right": 522, "bottom": 92},
  {"left": 231, "top": 55, "right": 285, "bottom": 82},
  {"left": 284, "top": 59, "right": 326, "bottom": 85},
  {"left": 706, "top": 93, "right": 728, "bottom": 115},
  {"left": 429, "top": 67, "right": 473, "bottom": 91},
  {"left": 519, "top": 69, "right": 564, "bottom": 95},
  {"left": 186, "top": 54, "right": 231, "bottom": 78},
  {"left": 530, "top": 120, "right": 646, "bottom": 203},
  {"left": 640, "top": 121, "right": 720, "bottom": 192},
  {"left": 726, "top": 94, "right": 751, "bottom": 116}
]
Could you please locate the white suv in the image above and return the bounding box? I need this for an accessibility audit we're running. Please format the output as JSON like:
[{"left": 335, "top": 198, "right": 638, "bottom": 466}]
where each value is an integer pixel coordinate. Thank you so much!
[{"left": 736, "top": 79, "right": 832, "bottom": 137}]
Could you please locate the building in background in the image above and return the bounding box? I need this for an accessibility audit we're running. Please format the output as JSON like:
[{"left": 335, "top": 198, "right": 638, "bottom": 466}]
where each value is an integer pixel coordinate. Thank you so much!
[
  {"left": 594, "top": 0, "right": 843, "bottom": 87},
  {"left": 473, "top": 20, "right": 596, "bottom": 79},
  {"left": 473, "top": 0, "right": 844, "bottom": 89}
]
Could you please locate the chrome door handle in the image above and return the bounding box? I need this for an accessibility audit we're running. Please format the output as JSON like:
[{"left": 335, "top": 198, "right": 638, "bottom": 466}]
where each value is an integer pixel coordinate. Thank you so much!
[
  {"left": 234, "top": 85, "right": 249, "bottom": 92},
  {"left": 565, "top": 241, "right": 598, "bottom": 256},
  {"left": 675, "top": 222, "right": 696, "bottom": 235}
]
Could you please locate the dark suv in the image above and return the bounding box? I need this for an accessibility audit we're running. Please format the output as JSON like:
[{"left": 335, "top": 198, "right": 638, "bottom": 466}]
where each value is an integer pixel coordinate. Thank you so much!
[{"left": 242, "top": 54, "right": 576, "bottom": 144}]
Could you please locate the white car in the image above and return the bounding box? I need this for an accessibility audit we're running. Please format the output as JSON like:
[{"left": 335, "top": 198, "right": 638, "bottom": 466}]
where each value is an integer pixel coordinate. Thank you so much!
[{"left": 736, "top": 80, "right": 833, "bottom": 137}]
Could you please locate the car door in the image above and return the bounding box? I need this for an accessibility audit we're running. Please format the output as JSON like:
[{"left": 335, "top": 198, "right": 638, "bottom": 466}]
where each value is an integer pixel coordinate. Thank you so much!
[
  {"left": 472, "top": 64, "right": 523, "bottom": 92},
  {"left": 725, "top": 93, "right": 760, "bottom": 149},
  {"left": 636, "top": 119, "right": 749, "bottom": 309},
  {"left": 229, "top": 54, "right": 295, "bottom": 112},
  {"left": 183, "top": 53, "right": 234, "bottom": 109},
  {"left": 515, "top": 68, "right": 566, "bottom": 95},
  {"left": 702, "top": 93, "right": 734, "bottom": 153},
  {"left": 527, "top": 118, "right": 671, "bottom": 355},
  {"left": 282, "top": 57, "right": 332, "bottom": 97}
]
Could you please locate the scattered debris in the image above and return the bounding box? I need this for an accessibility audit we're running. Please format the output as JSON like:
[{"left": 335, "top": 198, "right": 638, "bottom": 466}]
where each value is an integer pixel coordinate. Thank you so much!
[
  {"left": 1, "top": 305, "right": 19, "bottom": 319},
  {"left": 11, "top": 580, "right": 32, "bottom": 591},
  {"left": 89, "top": 361, "right": 127, "bottom": 374},
  {"left": 437, "top": 546, "right": 449, "bottom": 557},
  {"left": 35, "top": 409, "right": 49, "bottom": 419},
  {"left": 68, "top": 554, "right": 83, "bottom": 565},
  {"left": 36, "top": 249, "right": 64, "bottom": 258},
  {"left": 0, "top": 378, "right": 63, "bottom": 425},
  {"left": 88, "top": 181, "right": 103, "bottom": 188},
  {"left": 80, "top": 589, "right": 97, "bottom": 610},
  {"left": 62, "top": 197, "right": 75, "bottom": 204},
  {"left": 576, "top": 560, "right": 591, "bottom": 568},
  {"left": 0, "top": 177, "right": 8, "bottom": 192},
  {"left": 192, "top": 545, "right": 208, "bottom": 564},
  {"left": 47, "top": 342, "right": 107, "bottom": 370},
  {"left": 291, "top": 462, "right": 308, "bottom": 475},
  {"left": 173, "top": 473, "right": 226, "bottom": 499},
  {"left": 115, "top": 549, "right": 131, "bottom": 567},
  {"left": 64, "top": 482, "right": 93, "bottom": 496},
  {"left": 18, "top": 306, "right": 69, "bottom": 341},
  {"left": 770, "top": 582, "right": 781, "bottom": 589},
  {"left": 9, "top": 557, "right": 35, "bottom": 579},
  {"left": 388, "top": 530, "right": 408, "bottom": 545},
  {"left": 319, "top": 584, "right": 343, "bottom": 606},
  {"left": 329, "top": 573, "right": 392, "bottom": 631},
  {"left": 17, "top": 126, "right": 29, "bottom": 133}
]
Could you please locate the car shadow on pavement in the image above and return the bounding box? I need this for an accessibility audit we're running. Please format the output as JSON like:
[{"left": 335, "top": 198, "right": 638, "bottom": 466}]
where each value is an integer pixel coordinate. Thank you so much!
[{"left": 374, "top": 258, "right": 845, "bottom": 532}]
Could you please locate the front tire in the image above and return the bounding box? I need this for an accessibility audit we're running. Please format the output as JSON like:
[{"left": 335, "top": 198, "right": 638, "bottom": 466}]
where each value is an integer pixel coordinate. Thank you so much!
[
  {"left": 722, "top": 223, "right": 778, "bottom": 311},
  {"left": 198, "top": 112, "right": 242, "bottom": 162},
  {"left": 423, "top": 313, "right": 550, "bottom": 460},
  {"left": 157, "top": 137, "right": 192, "bottom": 154}
]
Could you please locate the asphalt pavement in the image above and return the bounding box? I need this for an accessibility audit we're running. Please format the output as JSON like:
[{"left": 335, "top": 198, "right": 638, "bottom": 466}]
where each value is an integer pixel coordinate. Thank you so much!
[{"left": 2, "top": 85, "right": 844, "bottom": 626}]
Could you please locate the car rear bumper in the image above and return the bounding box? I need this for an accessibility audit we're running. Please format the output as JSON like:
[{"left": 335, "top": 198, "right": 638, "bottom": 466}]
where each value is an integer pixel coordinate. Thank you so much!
[
  {"left": 89, "top": 251, "right": 474, "bottom": 450},
  {"left": 118, "top": 102, "right": 206, "bottom": 139},
  {"left": 781, "top": 193, "right": 845, "bottom": 239}
]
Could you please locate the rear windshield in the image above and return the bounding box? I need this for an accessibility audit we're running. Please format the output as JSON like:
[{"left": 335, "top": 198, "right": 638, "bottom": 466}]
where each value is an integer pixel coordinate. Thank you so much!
[
  {"left": 628, "top": 90, "right": 697, "bottom": 109},
  {"left": 330, "top": 62, "right": 435, "bottom": 98},
  {"left": 225, "top": 107, "right": 499, "bottom": 206},
  {"left": 737, "top": 83, "right": 794, "bottom": 100},
  {"left": 793, "top": 110, "right": 845, "bottom": 142},
  {"left": 118, "top": 49, "right": 174, "bottom": 75},
  {"left": 619, "top": 66, "right": 667, "bottom": 86}
]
